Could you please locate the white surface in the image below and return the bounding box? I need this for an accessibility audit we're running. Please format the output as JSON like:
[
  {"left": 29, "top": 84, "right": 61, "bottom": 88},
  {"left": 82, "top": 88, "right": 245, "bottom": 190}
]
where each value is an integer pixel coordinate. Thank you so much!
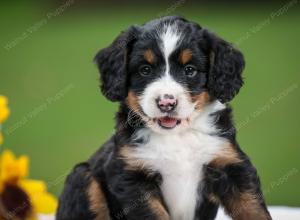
[
  {"left": 37, "top": 214, "right": 56, "bottom": 220},
  {"left": 44, "top": 206, "right": 300, "bottom": 220},
  {"left": 216, "top": 206, "right": 300, "bottom": 220}
]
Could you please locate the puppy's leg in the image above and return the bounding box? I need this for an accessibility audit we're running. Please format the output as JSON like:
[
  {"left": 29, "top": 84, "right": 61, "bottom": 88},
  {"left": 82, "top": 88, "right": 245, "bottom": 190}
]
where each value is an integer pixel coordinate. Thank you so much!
[
  {"left": 56, "top": 163, "right": 110, "bottom": 220},
  {"left": 97, "top": 146, "right": 170, "bottom": 220},
  {"left": 205, "top": 152, "right": 272, "bottom": 220},
  {"left": 104, "top": 169, "right": 169, "bottom": 220}
]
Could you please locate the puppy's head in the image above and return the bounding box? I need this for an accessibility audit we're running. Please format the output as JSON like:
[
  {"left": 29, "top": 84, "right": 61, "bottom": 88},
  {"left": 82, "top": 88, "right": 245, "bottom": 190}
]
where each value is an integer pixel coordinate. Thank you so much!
[{"left": 95, "top": 16, "right": 244, "bottom": 133}]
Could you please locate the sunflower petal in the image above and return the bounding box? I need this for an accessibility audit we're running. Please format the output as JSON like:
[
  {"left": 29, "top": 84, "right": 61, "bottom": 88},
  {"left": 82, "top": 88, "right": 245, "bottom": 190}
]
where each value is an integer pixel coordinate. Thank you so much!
[
  {"left": 31, "top": 192, "right": 58, "bottom": 214},
  {"left": 0, "top": 150, "right": 29, "bottom": 183},
  {"left": 19, "top": 179, "right": 47, "bottom": 195}
]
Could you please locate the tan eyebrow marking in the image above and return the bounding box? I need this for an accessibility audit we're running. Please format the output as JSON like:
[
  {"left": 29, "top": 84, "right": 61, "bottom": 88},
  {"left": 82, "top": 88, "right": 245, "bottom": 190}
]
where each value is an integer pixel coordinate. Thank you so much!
[
  {"left": 179, "top": 49, "right": 193, "bottom": 64},
  {"left": 144, "top": 49, "right": 156, "bottom": 64}
]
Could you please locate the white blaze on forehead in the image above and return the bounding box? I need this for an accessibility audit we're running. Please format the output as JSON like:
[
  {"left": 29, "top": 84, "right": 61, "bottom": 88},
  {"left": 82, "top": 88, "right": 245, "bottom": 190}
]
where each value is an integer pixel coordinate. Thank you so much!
[
  {"left": 139, "top": 24, "right": 191, "bottom": 121},
  {"left": 159, "top": 24, "right": 181, "bottom": 76}
]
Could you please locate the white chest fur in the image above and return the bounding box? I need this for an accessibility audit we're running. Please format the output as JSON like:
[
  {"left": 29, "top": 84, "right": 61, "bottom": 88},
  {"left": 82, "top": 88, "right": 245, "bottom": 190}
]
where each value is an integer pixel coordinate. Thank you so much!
[{"left": 131, "top": 101, "right": 227, "bottom": 220}]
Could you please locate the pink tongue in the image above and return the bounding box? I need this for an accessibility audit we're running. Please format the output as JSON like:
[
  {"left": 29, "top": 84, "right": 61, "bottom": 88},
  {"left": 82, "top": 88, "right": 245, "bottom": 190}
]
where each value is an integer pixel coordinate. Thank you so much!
[{"left": 159, "top": 117, "right": 178, "bottom": 128}]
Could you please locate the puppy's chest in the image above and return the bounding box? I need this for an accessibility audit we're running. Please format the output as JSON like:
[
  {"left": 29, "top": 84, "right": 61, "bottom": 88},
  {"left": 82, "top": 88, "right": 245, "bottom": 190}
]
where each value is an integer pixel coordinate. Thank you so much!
[{"left": 132, "top": 131, "right": 225, "bottom": 220}]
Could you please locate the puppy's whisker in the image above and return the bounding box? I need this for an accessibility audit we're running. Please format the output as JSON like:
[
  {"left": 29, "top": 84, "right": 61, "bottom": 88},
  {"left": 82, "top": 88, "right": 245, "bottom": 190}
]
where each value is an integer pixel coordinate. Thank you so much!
[{"left": 127, "top": 109, "right": 145, "bottom": 128}]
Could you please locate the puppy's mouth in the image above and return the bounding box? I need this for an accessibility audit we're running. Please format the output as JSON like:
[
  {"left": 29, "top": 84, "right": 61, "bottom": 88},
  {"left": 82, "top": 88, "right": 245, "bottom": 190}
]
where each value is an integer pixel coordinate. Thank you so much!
[{"left": 156, "top": 116, "right": 181, "bottom": 129}]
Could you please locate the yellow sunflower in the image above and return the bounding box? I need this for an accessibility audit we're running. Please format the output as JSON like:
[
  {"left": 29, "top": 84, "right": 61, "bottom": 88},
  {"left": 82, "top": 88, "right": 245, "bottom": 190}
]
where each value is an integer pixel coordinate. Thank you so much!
[{"left": 0, "top": 150, "right": 58, "bottom": 220}]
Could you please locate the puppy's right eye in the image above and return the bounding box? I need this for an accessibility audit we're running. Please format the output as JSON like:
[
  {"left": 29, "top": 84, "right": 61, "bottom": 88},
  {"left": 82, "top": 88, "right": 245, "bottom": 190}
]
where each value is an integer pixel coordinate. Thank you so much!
[{"left": 139, "top": 65, "right": 152, "bottom": 76}]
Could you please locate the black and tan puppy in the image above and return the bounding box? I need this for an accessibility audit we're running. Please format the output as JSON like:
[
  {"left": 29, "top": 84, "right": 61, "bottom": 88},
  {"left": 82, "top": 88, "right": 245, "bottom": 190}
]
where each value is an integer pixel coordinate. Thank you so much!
[{"left": 56, "top": 16, "right": 272, "bottom": 220}]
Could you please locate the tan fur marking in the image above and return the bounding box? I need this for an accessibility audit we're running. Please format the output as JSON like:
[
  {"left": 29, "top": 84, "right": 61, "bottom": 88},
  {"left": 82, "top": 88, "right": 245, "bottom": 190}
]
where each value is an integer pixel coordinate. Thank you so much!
[
  {"left": 127, "top": 91, "right": 140, "bottom": 114},
  {"left": 179, "top": 49, "right": 193, "bottom": 64},
  {"left": 119, "top": 146, "right": 157, "bottom": 180},
  {"left": 191, "top": 91, "right": 210, "bottom": 110},
  {"left": 126, "top": 90, "right": 151, "bottom": 128},
  {"left": 148, "top": 197, "right": 170, "bottom": 220},
  {"left": 228, "top": 192, "right": 271, "bottom": 220},
  {"left": 209, "top": 192, "right": 270, "bottom": 220},
  {"left": 119, "top": 146, "right": 145, "bottom": 171},
  {"left": 87, "top": 178, "right": 110, "bottom": 220},
  {"left": 210, "top": 143, "right": 242, "bottom": 168},
  {"left": 144, "top": 49, "right": 156, "bottom": 64}
]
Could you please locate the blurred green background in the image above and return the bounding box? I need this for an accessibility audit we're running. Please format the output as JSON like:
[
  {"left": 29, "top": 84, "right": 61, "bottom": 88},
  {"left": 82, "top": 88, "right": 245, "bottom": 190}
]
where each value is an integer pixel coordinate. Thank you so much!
[{"left": 0, "top": 0, "right": 299, "bottom": 206}]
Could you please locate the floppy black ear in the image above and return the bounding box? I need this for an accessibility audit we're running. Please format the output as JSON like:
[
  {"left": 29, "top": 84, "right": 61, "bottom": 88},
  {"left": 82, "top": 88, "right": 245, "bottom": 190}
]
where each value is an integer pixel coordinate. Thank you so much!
[
  {"left": 204, "top": 30, "right": 245, "bottom": 103},
  {"left": 94, "top": 26, "right": 138, "bottom": 102}
]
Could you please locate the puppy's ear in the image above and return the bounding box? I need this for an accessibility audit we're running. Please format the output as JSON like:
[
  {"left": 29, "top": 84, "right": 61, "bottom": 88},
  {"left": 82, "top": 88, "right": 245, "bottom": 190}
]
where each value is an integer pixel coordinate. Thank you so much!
[
  {"left": 203, "top": 30, "right": 245, "bottom": 103},
  {"left": 94, "top": 26, "right": 139, "bottom": 102}
]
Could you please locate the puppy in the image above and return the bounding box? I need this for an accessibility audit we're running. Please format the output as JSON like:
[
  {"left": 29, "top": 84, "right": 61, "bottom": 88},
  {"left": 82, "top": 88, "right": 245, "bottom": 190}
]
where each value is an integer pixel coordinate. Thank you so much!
[{"left": 56, "top": 16, "right": 272, "bottom": 220}]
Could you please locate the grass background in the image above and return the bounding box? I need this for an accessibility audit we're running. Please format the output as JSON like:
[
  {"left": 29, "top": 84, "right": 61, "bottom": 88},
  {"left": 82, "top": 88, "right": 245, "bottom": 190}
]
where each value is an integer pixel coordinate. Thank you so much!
[{"left": 0, "top": 1, "right": 299, "bottom": 206}]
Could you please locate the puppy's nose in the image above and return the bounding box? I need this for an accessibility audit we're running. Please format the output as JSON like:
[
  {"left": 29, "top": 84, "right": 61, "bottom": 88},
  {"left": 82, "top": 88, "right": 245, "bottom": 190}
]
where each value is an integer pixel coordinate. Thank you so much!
[{"left": 156, "top": 94, "right": 177, "bottom": 113}]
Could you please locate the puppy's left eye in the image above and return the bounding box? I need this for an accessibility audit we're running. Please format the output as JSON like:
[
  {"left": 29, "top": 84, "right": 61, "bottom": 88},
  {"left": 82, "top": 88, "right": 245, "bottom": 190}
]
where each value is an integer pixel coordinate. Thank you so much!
[
  {"left": 139, "top": 65, "right": 152, "bottom": 76},
  {"left": 184, "top": 65, "right": 198, "bottom": 78}
]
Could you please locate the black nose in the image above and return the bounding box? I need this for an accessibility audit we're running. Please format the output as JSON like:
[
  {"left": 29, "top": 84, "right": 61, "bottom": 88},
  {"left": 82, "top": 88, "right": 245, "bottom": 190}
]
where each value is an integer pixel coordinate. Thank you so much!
[{"left": 156, "top": 94, "right": 177, "bottom": 113}]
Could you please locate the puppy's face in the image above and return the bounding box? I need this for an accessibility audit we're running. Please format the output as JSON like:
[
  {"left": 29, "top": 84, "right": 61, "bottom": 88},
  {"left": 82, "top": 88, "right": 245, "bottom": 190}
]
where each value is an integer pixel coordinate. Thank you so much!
[
  {"left": 127, "top": 25, "right": 210, "bottom": 133},
  {"left": 95, "top": 16, "right": 244, "bottom": 133}
]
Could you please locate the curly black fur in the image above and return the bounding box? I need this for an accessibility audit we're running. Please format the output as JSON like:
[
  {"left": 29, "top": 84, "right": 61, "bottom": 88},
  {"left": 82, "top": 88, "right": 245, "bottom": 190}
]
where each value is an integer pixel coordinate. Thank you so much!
[
  {"left": 204, "top": 30, "right": 245, "bottom": 103},
  {"left": 94, "top": 27, "right": 139, "bottom": 101}
]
